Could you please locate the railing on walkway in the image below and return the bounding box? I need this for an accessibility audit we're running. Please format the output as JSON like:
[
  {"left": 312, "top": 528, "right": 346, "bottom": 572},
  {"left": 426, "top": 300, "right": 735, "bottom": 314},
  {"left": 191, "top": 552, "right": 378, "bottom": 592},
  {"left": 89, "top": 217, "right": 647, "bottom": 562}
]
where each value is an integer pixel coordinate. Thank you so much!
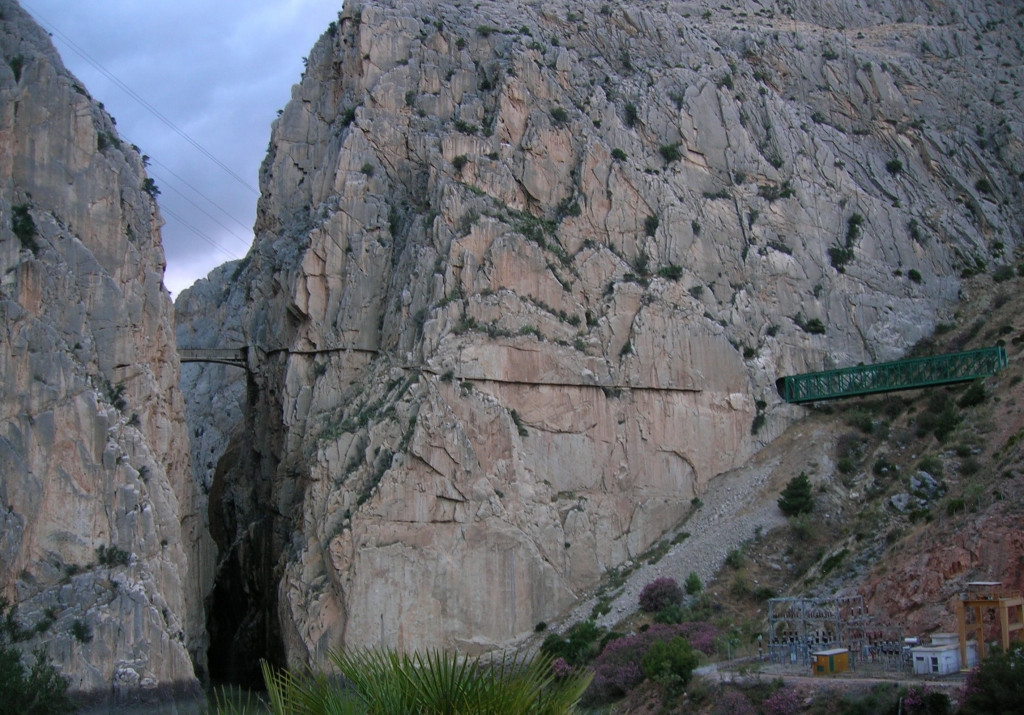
[
  {"left": 179, "top": 347, "right": 248, "bottom": 368},
  {"left": 777, "top": 346, "right": 1006, "bottom": 403}
]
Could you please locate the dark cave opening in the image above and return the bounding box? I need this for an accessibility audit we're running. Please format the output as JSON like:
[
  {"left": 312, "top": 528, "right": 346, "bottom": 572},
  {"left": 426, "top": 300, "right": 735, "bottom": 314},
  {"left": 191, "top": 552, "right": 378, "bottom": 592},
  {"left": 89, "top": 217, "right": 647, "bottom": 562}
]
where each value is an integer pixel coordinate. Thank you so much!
[
  {"left": 204, "top": 376, "right": 287, "bottom": 689},
  {"left": 205, "top": 527, "right": 285, "bottom": 689}
]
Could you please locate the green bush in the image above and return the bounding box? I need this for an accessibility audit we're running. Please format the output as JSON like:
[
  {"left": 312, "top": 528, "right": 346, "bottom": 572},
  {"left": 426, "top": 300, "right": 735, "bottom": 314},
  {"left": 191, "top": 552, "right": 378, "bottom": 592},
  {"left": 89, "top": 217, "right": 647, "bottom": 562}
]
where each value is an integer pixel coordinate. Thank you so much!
[
  {"left": 915, "top": 393, "right": 961, "bottom": 442},
  {"left": 550, "top": 107, "right": 569, "bottom": 123},
  {"left": 653, "top": 604, "right": 684, "bottom": 625},
  {"left": 958, "top": 380, "right": 987, "bottom": 408},
  {"left": 659, "top": 143, "right": 682, "bottom": 162},
  {"left": 757, "top": 181, "right": 794, "bottom": 201},
  {"left": 778, "top": 471, "right": 814, "bottom": 516},
  {"left": 96, "top": 544, "right": 130, "bottom": 567},
  {"left": 886, "top": 158, "right": 903, "bottom": 175},
  {"left": 917, "top": 454, "right": 943, "bottom": 476},
  {"left": 845, "top": 408, "right": 875, "bottom": 434},
  {"left": 640, "top": 637, "right": 698, "bottom": 691},
  {"left": 0, "top": 601, "right": 75, "bottom": 715},
  {"left": 8, "top": 55, "right": 25, "bottom": 82},
  {"left": 70, "top": 619, "right": 92, "bottom": 644},
  {"left": 946, "top": 498, "right": 966, "bottom": 516},
  {"left": 993, "top": 264, "right": 1014, "bottom": 282},
  {"left": 11, "top": 204, "right": 39, "bottom": 253},
  {"left": 751, "top": 413, "right": 766, "bottom": 435},
  {"left": 540, "top": 619, "right": 605, "bottom": 667},
  {"left": 804, "top": 318, "right": 825, "bottom": 334},
  {"left": 790, "top": 514, "right": 813, "bottom": 540},
  {"left": 611, "top": 148, "right": 627, "bottom": 161},
  {"left": 959, "top": 644, "right": 1024, "bottom": 715},
  {"left": 684, "top": 571, "right": 702, "bottom": 595},
  {"left": 644, "top": 214, "right": 660, "bottom": 236},
  {"left": 623, "top": 102, "right": 638, "bottom": 127},
  {"left": 794, "top": 312, "right": 826, "bottom": 335},
  {"left": 657, "top": 264, "right": 682, "bottom": 281},
  {"left": 451, "top": 155, "right": 468, "bottom": 172}
]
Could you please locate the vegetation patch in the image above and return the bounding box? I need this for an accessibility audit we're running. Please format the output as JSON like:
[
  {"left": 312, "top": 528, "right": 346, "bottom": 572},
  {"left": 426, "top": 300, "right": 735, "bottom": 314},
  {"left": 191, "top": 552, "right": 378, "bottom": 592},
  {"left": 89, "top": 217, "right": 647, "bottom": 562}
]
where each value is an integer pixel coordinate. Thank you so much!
[
  {"left": 10, "top": 204, "right": 38, "bottom": 253},
  {"left": 778, "top": 471, "right": 813, "bottom": 516}
]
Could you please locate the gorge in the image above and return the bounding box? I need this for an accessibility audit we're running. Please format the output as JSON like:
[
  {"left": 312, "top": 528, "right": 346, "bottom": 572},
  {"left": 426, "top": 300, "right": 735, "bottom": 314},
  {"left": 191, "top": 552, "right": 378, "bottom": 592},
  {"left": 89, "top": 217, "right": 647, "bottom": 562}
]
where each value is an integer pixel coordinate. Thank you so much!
[{"left": 2, "top": 0, "right": 1023, "bottom": 702}]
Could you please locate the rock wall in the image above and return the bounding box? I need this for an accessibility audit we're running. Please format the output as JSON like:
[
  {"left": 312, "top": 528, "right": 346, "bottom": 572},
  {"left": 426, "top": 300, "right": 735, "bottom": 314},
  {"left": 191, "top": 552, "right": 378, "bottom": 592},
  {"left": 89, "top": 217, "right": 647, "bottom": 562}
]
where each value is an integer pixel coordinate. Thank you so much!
[
  {"left": 181, "top": 0, "right": 1024, "bottom": 671},
  {"left": 0, "top": 0, "right": 204, "bottom": 697}
]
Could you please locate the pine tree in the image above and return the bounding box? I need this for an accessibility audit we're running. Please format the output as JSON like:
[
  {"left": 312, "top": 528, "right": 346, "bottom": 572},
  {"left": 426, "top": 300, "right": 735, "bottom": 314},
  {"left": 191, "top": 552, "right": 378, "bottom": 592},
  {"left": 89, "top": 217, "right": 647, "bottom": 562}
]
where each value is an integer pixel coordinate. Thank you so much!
[{"left": 778, "top": 471, "right": 814, "bottom": 516}]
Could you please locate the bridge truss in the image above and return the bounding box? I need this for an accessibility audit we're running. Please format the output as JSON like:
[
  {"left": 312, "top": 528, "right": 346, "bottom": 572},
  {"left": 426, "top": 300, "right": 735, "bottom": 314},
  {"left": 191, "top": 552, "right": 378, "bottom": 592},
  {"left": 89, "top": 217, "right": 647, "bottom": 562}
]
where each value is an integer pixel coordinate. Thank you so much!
[{"left": 777, "top": 346, "right": 1006, "bottom": 403}]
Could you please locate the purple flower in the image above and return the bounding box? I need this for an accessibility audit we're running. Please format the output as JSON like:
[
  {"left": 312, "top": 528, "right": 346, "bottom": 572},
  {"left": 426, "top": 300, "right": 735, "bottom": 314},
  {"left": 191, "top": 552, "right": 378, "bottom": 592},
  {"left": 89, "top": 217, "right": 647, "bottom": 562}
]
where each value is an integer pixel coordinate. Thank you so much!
[
  {"left": 762, "top": 687, "right": 803, "bottom": 715},
  {"left": 639, "top": 577, "right": 684, "bottom": 612},
  {"left": 551, "top": 657, "right": 573, "bottom": 679}
]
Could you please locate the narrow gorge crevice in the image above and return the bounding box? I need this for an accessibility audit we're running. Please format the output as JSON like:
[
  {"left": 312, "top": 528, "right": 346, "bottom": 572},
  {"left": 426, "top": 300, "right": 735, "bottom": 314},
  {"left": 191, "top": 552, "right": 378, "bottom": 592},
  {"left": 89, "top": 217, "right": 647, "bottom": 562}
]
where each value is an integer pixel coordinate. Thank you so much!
[{"left": 204, "top": 375, "right": 288, "bottom": 688}]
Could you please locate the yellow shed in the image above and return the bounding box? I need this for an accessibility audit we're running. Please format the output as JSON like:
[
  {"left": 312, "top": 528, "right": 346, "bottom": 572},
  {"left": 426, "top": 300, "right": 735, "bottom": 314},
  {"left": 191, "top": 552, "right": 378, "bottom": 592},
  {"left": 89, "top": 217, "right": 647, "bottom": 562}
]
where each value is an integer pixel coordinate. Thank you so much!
[{"left": 811, "top": 648, "right": 849, "bottom": 675}]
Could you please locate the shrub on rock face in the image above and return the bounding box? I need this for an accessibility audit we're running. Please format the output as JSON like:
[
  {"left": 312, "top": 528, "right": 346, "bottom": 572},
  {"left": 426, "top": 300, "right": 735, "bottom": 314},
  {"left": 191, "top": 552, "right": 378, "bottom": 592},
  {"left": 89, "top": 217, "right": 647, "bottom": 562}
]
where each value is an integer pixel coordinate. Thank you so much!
[
  {"left": 639, "top": 577, "right": 683, "bottom": 612},
  {"left": 0, "top": 601, "right": 75, "bottom": 715}
]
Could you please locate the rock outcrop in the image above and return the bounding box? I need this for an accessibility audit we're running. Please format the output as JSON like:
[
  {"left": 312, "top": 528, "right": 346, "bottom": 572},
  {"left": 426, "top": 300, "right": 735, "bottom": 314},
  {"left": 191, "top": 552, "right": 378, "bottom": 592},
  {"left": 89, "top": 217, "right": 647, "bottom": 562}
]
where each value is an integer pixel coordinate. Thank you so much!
[
  {"left": 179, "top": 0, "right": 1024, "bottom": 673},
  {"left": 0, "top": 0, "right": 205, "bottom": 697}
]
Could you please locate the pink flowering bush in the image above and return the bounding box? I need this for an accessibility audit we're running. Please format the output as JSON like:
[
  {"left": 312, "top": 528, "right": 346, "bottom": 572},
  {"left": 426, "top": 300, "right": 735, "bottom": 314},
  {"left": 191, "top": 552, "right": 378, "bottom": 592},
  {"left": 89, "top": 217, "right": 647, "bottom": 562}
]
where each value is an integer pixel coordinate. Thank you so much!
[
  {"left": 584, "top": 623, "right": 718, "bottom": 702},
  {"left": 588, "top": 660, "right": 644, "bottom": 701},
  {"left": 550, "top": 657, "right": 573, "bottom": 680},
  {"left": 762, "top": 686, "right": 803, "bottom": 715},
  {"left": 674, "top": 621, "right": 719, "bottom": 655},
  {"left": 902, "top": 685, "right": 951, "bottom": 714},
  {"left": 638, "top": 577, "right": 683, "bottom": 612},
  {"left": 712, "top": 687, "right": 757, "bottom": 715}
]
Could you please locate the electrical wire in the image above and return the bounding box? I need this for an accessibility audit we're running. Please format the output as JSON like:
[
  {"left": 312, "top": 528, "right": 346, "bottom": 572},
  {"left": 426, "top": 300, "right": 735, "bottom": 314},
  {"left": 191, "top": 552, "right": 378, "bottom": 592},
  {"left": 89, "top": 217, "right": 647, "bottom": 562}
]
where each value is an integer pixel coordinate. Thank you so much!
[
  {"left": 159, "top": 205, "right": 241, "bottom": 262},
  {"left": 148, "top": 166, "right": 254, "bottom": 252},
  {"left": 22, "top": 2, "right": 258, "bottom": 268},
  {"left": 23, "top": 3, "right": 260, "bottom": 196}
]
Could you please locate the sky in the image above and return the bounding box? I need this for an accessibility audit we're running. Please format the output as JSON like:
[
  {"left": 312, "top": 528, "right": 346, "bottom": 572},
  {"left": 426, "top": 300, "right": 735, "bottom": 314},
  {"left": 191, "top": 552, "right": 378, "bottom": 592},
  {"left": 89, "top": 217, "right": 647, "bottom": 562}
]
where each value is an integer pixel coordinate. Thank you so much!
[{"left": 23, "top": 0, "right": 344, "bottom": 298}]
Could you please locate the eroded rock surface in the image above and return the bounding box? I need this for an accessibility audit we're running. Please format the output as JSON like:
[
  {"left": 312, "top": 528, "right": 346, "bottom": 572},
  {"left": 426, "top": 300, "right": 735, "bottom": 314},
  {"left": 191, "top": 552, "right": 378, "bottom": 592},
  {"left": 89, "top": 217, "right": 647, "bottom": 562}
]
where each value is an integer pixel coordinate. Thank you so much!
[
  {"left": 179, "top": 0, "right": 1024, "bottom": 671},
  {"left": 0, "top": 0, "right": 205, "bottom": 697}
]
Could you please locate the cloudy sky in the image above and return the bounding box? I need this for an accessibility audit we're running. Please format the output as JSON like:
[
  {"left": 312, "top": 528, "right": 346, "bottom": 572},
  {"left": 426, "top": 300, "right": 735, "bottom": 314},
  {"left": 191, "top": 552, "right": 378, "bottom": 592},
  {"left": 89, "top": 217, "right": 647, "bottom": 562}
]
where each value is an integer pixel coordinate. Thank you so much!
[{"left": 23, "top": 0, "right": 344, "bottom": 298}]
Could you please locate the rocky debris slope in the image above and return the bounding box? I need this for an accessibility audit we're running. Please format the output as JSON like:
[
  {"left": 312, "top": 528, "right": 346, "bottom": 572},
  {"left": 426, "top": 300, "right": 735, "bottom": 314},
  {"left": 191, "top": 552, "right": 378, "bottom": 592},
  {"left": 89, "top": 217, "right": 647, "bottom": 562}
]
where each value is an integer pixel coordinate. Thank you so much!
[
  {"left": 0, "top": 0, "right": 206, "bottom": 697},
  {"left": 180, "top": 0, "right": 1024, "bottom": 672},
  {"left": 571, "top": 421, "right": 838, "bottom": 630}
]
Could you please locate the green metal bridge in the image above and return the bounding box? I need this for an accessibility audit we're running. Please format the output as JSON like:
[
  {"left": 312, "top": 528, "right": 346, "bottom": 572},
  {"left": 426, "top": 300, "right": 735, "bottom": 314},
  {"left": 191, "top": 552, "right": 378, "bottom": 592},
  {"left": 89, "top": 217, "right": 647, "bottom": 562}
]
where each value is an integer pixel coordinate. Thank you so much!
[{"left": 777, "top": 346, "right": 1007, "bottom": 403}]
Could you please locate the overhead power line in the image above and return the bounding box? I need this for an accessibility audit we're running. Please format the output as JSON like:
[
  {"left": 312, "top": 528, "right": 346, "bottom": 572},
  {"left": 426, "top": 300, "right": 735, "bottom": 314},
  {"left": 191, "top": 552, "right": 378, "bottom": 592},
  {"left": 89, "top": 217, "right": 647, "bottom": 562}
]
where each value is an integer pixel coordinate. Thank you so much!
[
  {"left": 149, "top": 163, "right": 254, "bottom": 252},
  {"left": 160, "top": 205, "right": 241, "bottom": 263},
  {"left": 24, "top": 3, "right": 260, "bottom": 196}
]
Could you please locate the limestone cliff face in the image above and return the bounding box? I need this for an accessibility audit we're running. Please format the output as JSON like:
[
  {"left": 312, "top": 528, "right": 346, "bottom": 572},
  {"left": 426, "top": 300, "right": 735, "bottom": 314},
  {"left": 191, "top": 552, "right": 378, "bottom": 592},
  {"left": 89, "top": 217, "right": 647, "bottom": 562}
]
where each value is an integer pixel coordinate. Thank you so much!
[
  {"left": 0, "top": 0, "right": 203, "bottom": 696},
  {"left": 183, "top": 0, "right": 1024, "bottom": 670}
]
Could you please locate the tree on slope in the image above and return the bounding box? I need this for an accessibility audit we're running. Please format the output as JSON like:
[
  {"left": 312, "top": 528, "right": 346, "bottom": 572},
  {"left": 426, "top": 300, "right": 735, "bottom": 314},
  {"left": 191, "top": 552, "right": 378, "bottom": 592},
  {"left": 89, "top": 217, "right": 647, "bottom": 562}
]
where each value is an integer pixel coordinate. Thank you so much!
[{"left": 777, "top": 471, "right": 814, "bottom": 517}]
